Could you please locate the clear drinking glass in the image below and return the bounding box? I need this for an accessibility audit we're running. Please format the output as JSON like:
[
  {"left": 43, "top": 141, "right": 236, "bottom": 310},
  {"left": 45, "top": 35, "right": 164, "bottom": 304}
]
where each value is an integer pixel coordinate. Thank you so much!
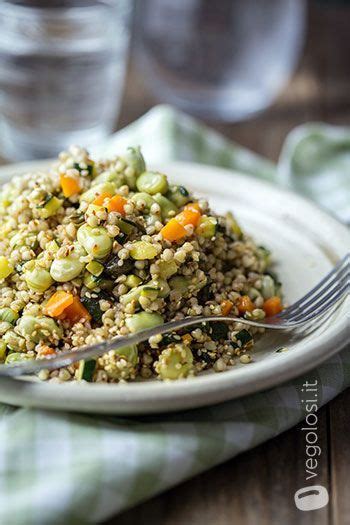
[
  {"left": 134, "top": 0, "right": 306, "bottom": 121},
  {"left": 0, "top": 0, "right": 131, "bottom": 160}
]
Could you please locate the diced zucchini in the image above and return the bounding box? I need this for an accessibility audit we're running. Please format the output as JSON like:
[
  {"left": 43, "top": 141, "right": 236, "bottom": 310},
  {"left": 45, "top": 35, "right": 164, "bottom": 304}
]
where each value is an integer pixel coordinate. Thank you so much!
[
  {"left": 140, "top": 286, "right": 160, "bottom": 301},
  {"left": 120, "top": 285, "right": 143, "bottom": 305},
  {"left": 77, "top": 359, "right": 96, "bottom": 381},
  {"left": 157, "top": 260, "right": 178, "bottom": 279},
  {"left": 166, "top": 185, "right": 190, "bottom": 207},
  {"left": 226, "top": 211, "right": 242, "bottom": 239},
  {"left": 83, "top": 272, "right": 99, "bottom": 290},
  {"left": 153, "top": 194, "right": 178, "bottom": 220},
  {"left": 130, "top": 241, "right": 158, "bottom": 260},
  {"left": 125, "top": 312, "right": 163, "bottom": 333},
  {"left": 37, "top": 195, "right": 63, "bottom": 219},
  {"left": 86, "top": 260, "right": 104, "bottom": 277},
  {"left": 169, "top": 275, "right": 190, "bottom": 293},
  {"left": 125, "top": 274, "right": 142, "bottom": 288},
  {"left": 195, "top": 216, "right": 217, "bottom": 238},
  {"left": 115, "top": 217, "right": 144, "bottom": 235},
  {"left": 120, "top": 277, "right": 169, "bottom": 305},
  {"left": 83, "top": 272, "right": 114, "bottom": 291},
  {"left": 150, "top": 278, "right": 170, "bottom": 298}
]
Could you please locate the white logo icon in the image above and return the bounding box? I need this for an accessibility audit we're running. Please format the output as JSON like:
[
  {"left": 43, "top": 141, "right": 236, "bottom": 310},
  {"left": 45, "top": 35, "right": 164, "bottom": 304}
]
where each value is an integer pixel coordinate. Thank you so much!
[{"left": 294, "top": 485, "right": 329, "bottom": 511}]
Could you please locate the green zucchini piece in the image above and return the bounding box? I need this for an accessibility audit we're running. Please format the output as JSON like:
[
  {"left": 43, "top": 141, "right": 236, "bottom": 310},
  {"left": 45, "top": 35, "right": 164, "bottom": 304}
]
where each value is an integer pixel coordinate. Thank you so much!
[
  {"left": 166, "top": 185, "right": 190, "bottom": 207},
  {"left": 195, "top": 216, "right": 217, "bottom": 238},
  {"left": 125, "top": 274, "right": 142, "bottom": 288},
  {"left": 169, "top": 275, "right": 190, "bottom": 293},
  {"left": 130, "top": 241, "right": 158, "bottom": 260},
  {"left": 115, "top": 217, "right": 145, "bottom": 235},
  {"left": 153, "top": 194, "right": 178, "bottom": 220},
  {"left": 86, "top": 261, "right": 104, "bottom": 277},
  {"left": 140, "top": 286, "right": 160, "bottom": 301},
  {"left": 157, "top": 260, "right": 178, "bottom": 279},
  {"left": 37, "top": 195, "right": 63, "bottom": 218},
  {"left": 77, "top": 359, "right": 96, "bottom": 381}
]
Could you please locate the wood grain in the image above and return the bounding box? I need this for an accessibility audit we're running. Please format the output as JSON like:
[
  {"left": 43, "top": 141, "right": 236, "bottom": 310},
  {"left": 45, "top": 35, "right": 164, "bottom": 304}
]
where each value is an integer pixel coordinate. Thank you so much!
[{"left": 108, "top": 1, "right": 350, "bottom": 523}]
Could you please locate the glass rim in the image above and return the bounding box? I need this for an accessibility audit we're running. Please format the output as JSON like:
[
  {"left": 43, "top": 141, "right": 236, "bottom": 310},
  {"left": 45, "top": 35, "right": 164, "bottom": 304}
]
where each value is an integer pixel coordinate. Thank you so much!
[{"left": 0, "top": 0, "right": 124, "bottom": 18}]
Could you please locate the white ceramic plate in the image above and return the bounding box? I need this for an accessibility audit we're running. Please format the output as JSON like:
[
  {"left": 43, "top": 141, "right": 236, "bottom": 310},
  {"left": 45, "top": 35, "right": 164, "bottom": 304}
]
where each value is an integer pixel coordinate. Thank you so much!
[{"left": 0, "top": 160, "right": 349, "bottom": 414}]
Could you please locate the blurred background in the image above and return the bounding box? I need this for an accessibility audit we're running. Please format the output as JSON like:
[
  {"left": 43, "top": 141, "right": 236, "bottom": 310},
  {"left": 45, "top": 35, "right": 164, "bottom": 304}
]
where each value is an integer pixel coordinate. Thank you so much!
[{"left": 0, "top": 0, "right": 348, "bottom": 162}]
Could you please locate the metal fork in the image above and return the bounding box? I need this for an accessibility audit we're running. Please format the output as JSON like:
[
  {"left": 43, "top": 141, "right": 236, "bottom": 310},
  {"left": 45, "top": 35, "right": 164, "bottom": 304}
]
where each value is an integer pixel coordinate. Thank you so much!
[{"left": 0, "top": 253, "right": 349, "bottom": 377}]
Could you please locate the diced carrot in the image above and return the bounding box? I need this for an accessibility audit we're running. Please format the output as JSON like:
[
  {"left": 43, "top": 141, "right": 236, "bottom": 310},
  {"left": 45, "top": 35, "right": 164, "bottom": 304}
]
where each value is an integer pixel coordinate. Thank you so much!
[
  {"left": 221, "top": 299, "right": 233, "bottom": 316},
  {"left": 263, "top": 296, "right": 283, "bottom": 317},
  {"left": 185, "top": 202, "right": 201, "bottom": 213},
  {"left": 106, "top": 194, "right": 127, "bottom": 215},
  {"left": 237, "top": 295, "right": 255, "bottom": 315},
  {"left": 93, "top": 192, "right": 113, "bottom": 206},
  {"left": 176, "top": 202, "right": 201, "bottom": 227},
  {"left": 62, "top": 296, "right": 91, "bottom": 324},
  {"left": 160, "top": 218, "right": 187, "bottom": 242},
  {"left": 43, "top": 291, "right": 74, "bottom": 318},
  {"left": 38, "top": 345, "right": 56, "bottom": 357},
  {"left": 60, "top": 175, "right": 81, "bottom": 197}
]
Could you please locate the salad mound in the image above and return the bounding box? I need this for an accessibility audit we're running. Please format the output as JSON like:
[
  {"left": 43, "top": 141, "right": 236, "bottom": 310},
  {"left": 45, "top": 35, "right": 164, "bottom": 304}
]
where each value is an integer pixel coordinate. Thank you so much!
[{"left": 0, "top": 146, "right": 282, "bottom": 382}]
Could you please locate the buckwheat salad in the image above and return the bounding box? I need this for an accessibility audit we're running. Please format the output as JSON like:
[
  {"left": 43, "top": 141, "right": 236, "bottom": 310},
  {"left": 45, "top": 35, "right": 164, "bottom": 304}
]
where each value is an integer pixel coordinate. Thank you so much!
[{"left": 0, "top": 146, "right": 283, "bottom": 383}]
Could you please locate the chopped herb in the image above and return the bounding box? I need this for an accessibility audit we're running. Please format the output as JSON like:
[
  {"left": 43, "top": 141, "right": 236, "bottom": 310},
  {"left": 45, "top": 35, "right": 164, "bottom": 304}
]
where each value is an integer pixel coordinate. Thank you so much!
[
  {"left": 73, "top": 162, "right": 93, "bottom": 176},
  {"left": 236, "top": 329, "right": 253, "bottom": 346},
  {"left": 210, "top": 322, "right": 229, "bottom": 341},
  {"left": 197, "top": 283, "right": 214, "bottom": 303},
  {"left": 276, "top": 347, "right": 288, "bottom": 353},
  {"left": 161, "top": 333, "right": 182, "bottom": 346},
  {"left": 115, "top": 232, "right": 128, "bottom": 244},
  {"left": 81, "top": 296, "right": 104, "bottom": 323},
  {"left": 104, "top": 256, "right": 134, "bottom": 279}
]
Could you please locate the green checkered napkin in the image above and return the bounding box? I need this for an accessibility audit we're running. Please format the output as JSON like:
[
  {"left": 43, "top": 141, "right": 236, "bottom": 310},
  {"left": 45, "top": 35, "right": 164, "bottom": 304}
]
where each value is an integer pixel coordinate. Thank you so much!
[{"left": 1, "top": 106, "right": 349, "bottom": 525}]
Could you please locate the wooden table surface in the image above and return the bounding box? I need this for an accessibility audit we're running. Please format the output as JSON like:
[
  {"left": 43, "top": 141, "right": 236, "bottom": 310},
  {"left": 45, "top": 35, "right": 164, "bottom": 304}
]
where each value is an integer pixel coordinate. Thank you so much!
[{"left": 108, "top": 2, "right": 350, "bottom": 524}]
